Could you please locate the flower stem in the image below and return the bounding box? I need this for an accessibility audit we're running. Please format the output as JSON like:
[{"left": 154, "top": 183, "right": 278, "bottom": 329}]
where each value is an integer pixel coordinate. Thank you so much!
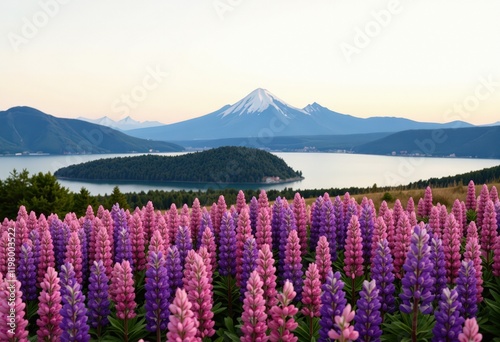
[{"left": 412, "top": 297, "right": 419, "bottom": 342}]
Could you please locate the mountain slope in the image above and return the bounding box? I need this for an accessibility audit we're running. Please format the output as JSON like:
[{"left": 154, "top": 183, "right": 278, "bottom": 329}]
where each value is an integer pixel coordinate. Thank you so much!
[
  {"left": 127, "top": 88, "right": 474, "bottom": 141},
  {"left": 78, "top": 115, "right": 164, "bottom": 131},
  {"left": 354, "top": 126, "right": 500, "bottom": 158},
  {"left": 0, "top": 107, "right": 183, "bottom": 154}
]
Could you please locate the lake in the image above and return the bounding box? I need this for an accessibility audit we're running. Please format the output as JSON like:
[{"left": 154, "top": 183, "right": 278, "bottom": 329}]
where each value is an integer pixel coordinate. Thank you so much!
[{"left": 0, "top": 152, "right": 499, "bottom": 195}]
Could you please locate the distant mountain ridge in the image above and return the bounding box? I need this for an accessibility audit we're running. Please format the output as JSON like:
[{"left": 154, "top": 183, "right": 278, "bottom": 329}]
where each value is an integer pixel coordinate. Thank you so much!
[
  {"left": 126, "top": 88, "right": 474, "bottom": 141},
  {"left": 0, "top": 107, "right": 183, "bottom": 155},
  {"left": 77, "top": 115, "right": 164, "bottom": 131}
]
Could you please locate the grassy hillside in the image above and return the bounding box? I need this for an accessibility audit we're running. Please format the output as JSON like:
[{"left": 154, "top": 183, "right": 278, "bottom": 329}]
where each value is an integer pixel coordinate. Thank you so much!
[
  {"left": 0, "top": 106, "right": 183, "bottom": 154},
  {"left": 55, "top": 146, "right": 303, "bottom": 183}
]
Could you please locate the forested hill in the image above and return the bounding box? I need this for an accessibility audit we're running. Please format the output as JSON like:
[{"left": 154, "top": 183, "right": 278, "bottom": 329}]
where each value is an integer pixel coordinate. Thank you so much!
[{"left": 54, "top": 146, "right": 303, "bottom": 183}]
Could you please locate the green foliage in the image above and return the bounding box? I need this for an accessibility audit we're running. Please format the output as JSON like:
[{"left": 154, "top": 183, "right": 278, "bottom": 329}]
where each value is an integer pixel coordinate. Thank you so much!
[
  {"left": 72, "top": 187, "right": 99, "bottom": 216},
  {"left": 295, "top": 316, "right": 320, "bottom": 342},
  {"left": 381, "top": 312, "right": 435, "bottom": 342},
  {"left": 467, "top": 209, "right": 477, "bottom": 224},
  {"left": 54, "top": 147, "right": 303, "bottom": 184},
  {"left": 382, "top": 192, "right": 394, "bottom": 202},
  {"left": 108, "top": 186, "right": 129, "bottom": 210}
]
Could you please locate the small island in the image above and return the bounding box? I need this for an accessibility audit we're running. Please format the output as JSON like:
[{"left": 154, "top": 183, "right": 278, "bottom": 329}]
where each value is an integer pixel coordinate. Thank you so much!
[{"left": 54, "top": 146, "right": 304, "bottom": 184}]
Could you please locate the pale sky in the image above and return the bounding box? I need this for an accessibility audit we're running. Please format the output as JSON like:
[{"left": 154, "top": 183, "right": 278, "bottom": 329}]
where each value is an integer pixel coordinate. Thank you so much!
[{"left": 1, "top": 1, "right": 499, "bottom": 125}]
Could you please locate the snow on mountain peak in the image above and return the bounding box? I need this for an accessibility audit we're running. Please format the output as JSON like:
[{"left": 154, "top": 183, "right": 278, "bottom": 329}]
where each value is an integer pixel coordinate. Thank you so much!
[{"left": 219, "top": 88, "right": 309, "bottom": 118}]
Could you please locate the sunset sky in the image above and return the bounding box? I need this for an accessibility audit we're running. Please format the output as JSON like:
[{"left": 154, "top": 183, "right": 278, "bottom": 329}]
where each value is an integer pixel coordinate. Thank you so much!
[{"left": 1, "top": 1, "right": 499, "bottom": 125}]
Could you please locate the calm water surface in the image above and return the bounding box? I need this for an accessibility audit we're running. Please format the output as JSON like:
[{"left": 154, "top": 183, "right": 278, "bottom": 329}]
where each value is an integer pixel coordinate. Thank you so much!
[{"left": 0, "top": 152, "right": 498, "bottom": 195}]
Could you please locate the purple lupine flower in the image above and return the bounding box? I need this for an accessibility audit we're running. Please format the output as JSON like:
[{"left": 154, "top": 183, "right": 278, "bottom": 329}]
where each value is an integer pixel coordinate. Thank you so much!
[
  {"left": 29, "top": 229, "right": 40, "bottom": 279},
  {"left": 87, "top": 260, "right": 110, "bottom": 332},
  {"left": 333, "top": 196, "right": 345, "bottom": 250},
  {"left": 476, "top": 184, "right": 489, "bottom": 228},
  {"left": 50, "top": 219, "right": 68, "bottom": 270},
  {"left": 432, "top": 288, "right": 464, "bottom": 342},
  {"left": 78, "top": 227, "right": 89, "bottom": 285},
  {"left": 145, "top": 251, "right": 170, "bottom": 336},
  {"left": 60, "top": 280, "right": 90, "bottom": 341},
  {"left": 429, "top": 236, "right": 447, "bottom": 301},
  {"left": 308, "top": 196, "right": 324, "bottom": 252},
  {"left": 293, "top": 192, "right": 308, "bottom": 256},
  {"left": 219, "top": 212, "right": 237, "bottom": 277},
  {"left": 359, "top": 202, "right": 375, "bottom": 265},
  {"left": 319, "top": 271, "right": 347, "bottom": 342},
  {"left": 400, "top": 225, "right": 434, "bottom": 315},
  {"left": 284, "top": 229, "right": 304, "bottom": 301},
  {"left": 112, "top": 207, "right": 127, "bottom": 251},
  {"left": 271, "top": 197, "right": 285, "bottom": 251},
  {"left": 249, "top": 196, "right": 259, "bottom": 235},
  {"left": 59, "top": 262, "right": 77, "bottom": 301},
  {"left": 354, "top": 280, "right": 382, "bottom": 342},
  {"left": 371, "top": 239, "right": 395, "bottom": 315},
  {"left": 240, "top": 238, "right": 258, "bottom": 299},
  {"left": 344, "top": 199, "right": 358, "bottom": 246},
  {"left": 165, "top": 246, "right": 183, "bottom": 300},
  {"left": 278, "top": 206, "right": 296, "bottom": 277},
  {"left": 18, "top": 242, "right": 37, "bottom": 301},
  {"left": 320, "top": 199, "right": 337, "bottom": 262},
  {"left": 175, "top": 225, "right": 193, "bottom": 270},
  {"left": 115, "top": 226, "right": 133, "bottom": 267},
  {"left": 197, "top": 209, "right": 213, "bottom": 249},
  {"left": 456, "top": 260, "right": 478, "bottom": 319}
]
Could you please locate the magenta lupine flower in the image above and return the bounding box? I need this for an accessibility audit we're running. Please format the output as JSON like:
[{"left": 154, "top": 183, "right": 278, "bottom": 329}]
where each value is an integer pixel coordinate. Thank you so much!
[
  {"left": 219, "top": 212, "right": 237, "bottom": 277},
  {"left": 180, "top": 204, "right": 190, "bottom": 228},
  {"left": 38, "top": 229, "right": 56, "bottom": 287},
  {"left": 145, "top": 251, "right": 170, "bottom": 338},
  {"left": 18, "top": 242, "right": 37, "bottom": 301},
  {"left": 432, "top": 287, "right": 464, "bottom": 342},
  {"left": 284, "top": 230, "right": 303, "bottom": 300},
  {"left": 315, "top": 235, "right": 332, "bottom": 283},
  {"left": 79, "top": 224, "right": 89, "bottom": 283},
  {"left": 166, "top": 246, "right": 183, "bottom": 299},
  {"left": 168, "top": 203, "right": 180, "bottom": 246},
  {"left": 271, "top": 196, "right": 286, "bottom": 251},
  {"left": 279, "top": 206, "right": 297, "bottom": 276},
  {"left": 141, "top": 201, "right": 156, "bottom": 243},
  {"left": 429, "top": 236, "right": 447, "bottom": 301},
  {"left": 256, "top": 206, "right": 272, "bottom": 250},
  {"left": 236, "top": 207, "right": 253, "bottom": 286},
  {"left": 26, "top": 210, "right": 37, "bottom": 232},
  {"left": 423, "top": 186, "right": 433, "bottom": 217},
  {"left": 249, "top": 196, "right": 259, "bottom": 235},
  {"left": 354, "top": 280, "right": 382, "bottom": 342},
  {"left": 15, "top": 217, "right": 29, "bottom": 262},
  {"left": 258, "top": 189, "right": 270, "bottom": 210},
  {"left": 190, "top": 198, "right": 202, "bottom": 248},
  {"left": 95, "top": 224, "right": 113, "bottom": 280},
  {"left": 359, "top": 203, "right": 374, "bottom": 264},
  {"left": 328, "top": 304, "right": 359, "bottom": 342},
  {"left": 241, "top": 270, "right": 268, "bottom": 342},
  {"left": 268, "top": 280, "right": 299, "bottom": 342},
  {"left": 167, "top": 288, "right": 200, "bottom": 342},
  {"left": 320, "top": 199, "right": 337, "bottom": 262},
  {"left": 371, "top": 216, "right": 387, "bottom": 268},
  {"left": 197, "top": 209, "right": 213, "bottom": 250},
  {"left": 293, "top": 192, "right": 308, "bottom": 256},
  {"left": 459, "top": 318, "right": 482, "bottom": 342},
  {"left": 481, "top": 199, "right": 498, "bottom": 263},
  {"left": 406, "top": 196, "right": 415, "bottom": 214},
  {"left": 333, "top": 196, "right": 345, "bottom": 250},
  {"left": 476, "top": 184, "right": 490, "bottom": 227},
  {"left": 0, "top": 232, "right": 9, "bottom": 279},
  {"left": 399, "top": 226, "right": 434, "bottom": 315},
  {"left": 60, "top": 280, "right": 90, "bottom": 342},
  {"left": 302, "top": 262, "right": 321, "bottom": 318},
  {"left": 240, "top": 238, "right": 259, "bottom": 299},
  {"left": 443, "top": 214, "right": 461, "bottom": 283},
  {"left": 417, "top": 198, "right": 425, "bottom": 218},
  {"left": 493, "top": 236, "right": 500, "bottom": 276},
  {"left": 371, "top": 239, "right": 395, "bottom": 315},
  {"left": 383, "top": 208, "right": 395, "bottom": 255},
  {"left": 490, "top": 185, "right": 499, "bottom": 203},
  {"left": 236, "top": 190, "right": 247, "bottom": 213},
  {"left": 111, "top": 260, "right": 137, "bottom": 321},
  {"left": 319, "top": 271, "right": 347, "bottom": 341},
  {"left": 29, "top": 229, "right": 40, "bottom": 279},
  {"left": 37, "top": 267, "right": 63, "bottom": 341},
  {"left": 344, "top": 199, "right": 358, "bottom": 247},
  {"left": 464, "top": 236, "right": 483, "bottom": 302},
  {"left": 197, "top": 246, "right": 213, "bottom": 288},
  {"left": 393, "top": 212, "right": 412, "bottom": 279},
  {"left": 466, "top": 180, "right": 477, "bottom": 211},
  {"left": 128, "top": 212, "right": 146, "bottom": 271},
  {"left": 89, "top": 218, "right": 100, "bottom": 265},
  {"left": 344, "top": 215, "right": 364, "bottom": 280},
  {"left": 429, "top": 206, "right": 440, "bottom": 238},
  {"left": 149, "top": 229, "right": 166, "bottom": 259},
  {"left": 467, "top": 221, "right": 478, "bottom": 239},
  {"left": 200, "top": 226, "right": 217, "bottom": 271},
  {"left": 456, "top": 260, "right": 478, "bottom": 318},
  {"left": 452, "top": 199, "right": 464, "bottom": 232},
  {"left": 176, "top": 225, "right": 193, "bottom": 269},
  {"left": 87, "top": 260, "right": 110, "bottom": 333},
  {"left": 0, "top": 277, "right": 29, "bottom": 341},
  {"left": 183, "top": 252, "right": 215, "bottom": 339},
  {"left": 214, "top": 195, "right": 227, "bottom": 238},
  {"left": 65, "top": 231, "right": 83, "bottom": 284},
  {"left": 392, "top": 199, "right": 404, "bottom": 231},
  {"left": 256, "top": 243, "right": 278, "bottom": 312}
]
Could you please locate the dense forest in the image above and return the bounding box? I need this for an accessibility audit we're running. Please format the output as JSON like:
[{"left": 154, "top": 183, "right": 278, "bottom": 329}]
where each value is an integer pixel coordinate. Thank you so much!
[{"left": 54, "top": 146, "right": 303, "bottom": 183}]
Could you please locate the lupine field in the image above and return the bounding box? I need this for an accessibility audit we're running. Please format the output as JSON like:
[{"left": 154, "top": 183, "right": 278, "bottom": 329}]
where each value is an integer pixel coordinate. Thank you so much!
[{"left": 2, "top": 181, "right": 500, "bottom": 341}]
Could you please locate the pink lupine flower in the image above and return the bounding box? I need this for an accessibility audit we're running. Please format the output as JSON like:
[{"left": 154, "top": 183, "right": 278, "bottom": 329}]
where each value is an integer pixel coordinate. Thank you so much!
[
  {"left": 148, "top": 229, "right": 166, "bottom": 260},
  {"left": 256, "top": 207, "right": 272, "bottom": 250},
  {"left": 467, "top": 221, "right": 478, "bottom": 240},
  {"left": 37, "top": 229, "right": 56, "bottom": 287},
  {"left": 36, "top": 267, "right": 63, "bottom": 341},
  {"left": 200, "top": 226, "right": 217, "bottom": 271},
  {"left": 236, "top": 207, "right": 253, "bottom": 286},
  {"left": 155, "top": 215, "right": 169, "bottom": 251},
  {"left": 315, "top": 235, "right": 332, "bottom": 283},
  {"left": 459, "top": 317, "right": 482, "bottom": 342},
  {"left": 190, "top": 198, "right": 202, "bottom": 248},
  {"left": 328, "top": 304, "right": 359, "bottom": 342},
  {"left": 268, "top": 280, "right": 299, "bottom": 342},
  {"left": 0, "top": 277, "right": 29, "bottom": 341},
  {"left": 95, "top": 224, "right": 113, "bottom": 280},
  {"left": 423, "top": 186, "right": 433, "bottom": 217},
  {"left": 168, "top": 203, "right": 180, "bottom": 246},
  {"left": 480, "top": 199, "right": 498, "bottom": 264},
  {"left": 110, "top": 260, "right": 137, "bottom": 321},
  {"left": 236, "top": 190, "right": 247, "bottom": 214},
  {"left": 393, "top": 212, "right": 412, "bottom": 279},
  {"left": 65, "top": 232, "right": 83, "bottom": 284},
  {"left": 301, "top": 262, "right": 321, "bottom": 318},
  {"left": 466, "top": 180, "right": 477, "bottom": 211},
  {"left": 406, "top": 197, "right": 415, "bottom": 214},
  {"left": 293, "top": 192, "right": 308, "bottom": 256},
  {"left": 344, "top": 215, "right": 363, "bottom": 279},
  {"left": 142, "top": 201, "right": 156, "bottom": 242},
  {"left": 477, "top": 185, "right": 490, "bottom": 227},
  {"left": 492, "top": 236, "right": 500, "bottom": 277},
  {"left": 167, "top": 288, "right": 200, "bottom": 342},
  {"left": 197, "top": 246, "right": 213, "bottom": 288},
  {"left": 443, "top": 213, "right": 461, "bottom": 283},
  {"left": 371, "top": 216, "right": 387, "bottom": 268},
  {"left": 128, "top": 212, "right": 146, "bottom": 271},
  {"left": 464, "top": 236, "right": 483, "bottom": 302},
  {"left": 0, "top": 232, "right": 10, "bottom": 277},
  {"left": 241, "top": 270, "right": 268, "bottom": 342},
  {"left": 256, "top": 243, "right": 278, "bottom": 312},
  {"left": 383, "top": 208, "right": 395, "bottom": 254}
]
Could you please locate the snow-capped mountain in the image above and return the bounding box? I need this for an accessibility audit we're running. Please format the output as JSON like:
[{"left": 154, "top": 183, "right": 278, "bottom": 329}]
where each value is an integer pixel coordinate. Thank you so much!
[
  {"left": 126, "top": 88, "right": 474, "bottom": 141},
  {"left": 77, "top": 115, "right": 164, "bottom": 131}
]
